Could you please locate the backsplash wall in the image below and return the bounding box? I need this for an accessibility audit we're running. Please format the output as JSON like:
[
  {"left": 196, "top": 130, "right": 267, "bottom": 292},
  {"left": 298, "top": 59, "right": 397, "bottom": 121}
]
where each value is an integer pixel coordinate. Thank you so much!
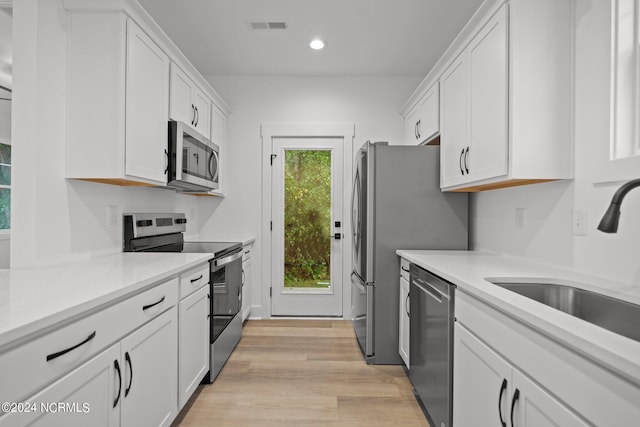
[{"left": 471, "top": 0, "right": 640, "bottom": 287}]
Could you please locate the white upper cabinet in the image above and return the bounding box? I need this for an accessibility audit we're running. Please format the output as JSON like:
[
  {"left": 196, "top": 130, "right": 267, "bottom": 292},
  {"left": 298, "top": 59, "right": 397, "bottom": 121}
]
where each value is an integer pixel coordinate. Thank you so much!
[
  {"left": 402, "top": 0, "right": 573, "bottom": 191},
  {"left": 66, "top": 13, "right": 170, "bottom": 186},
  {"left": 125, "top": 21, "right": 170, "bottom": 184},
  {"left": 170, "top": 64, "right": 211, "bottom": 139},
  {"left": 440, "top": 55, "right": 468, "bottom": 188},
  {"left": 441, "top": 6, "right": 508, "bottom": 189},
  {"left": 64, "top": 0, "right": 230, "bottom": 189},
  {"left": 403, "top": 82, "right": 440, "bottom": 145},
  {"left": 441, "top": 0, "right": 572, "bottom": 191}
]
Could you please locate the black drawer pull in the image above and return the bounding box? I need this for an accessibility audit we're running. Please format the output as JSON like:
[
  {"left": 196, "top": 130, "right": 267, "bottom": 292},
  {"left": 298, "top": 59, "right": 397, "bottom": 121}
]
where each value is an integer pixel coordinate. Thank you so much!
[
  {"left": 125, "top": 352, "right": 133, "bottom": 397},
  {"left": 510, "top": 388, "right": 520, "bottom": 427},
  {"left": 401, "top": 266, "right": 410, "bottom": 273},
  {"left": 142, "top": 296, "right": 165, "bottom": 311},
  {"left": 498, "top": 378, "right": 507, "bottom": 427},
  {"left": 46, "top": 331, "right": 96, "bottom": 361},
  {"left": 113, "top": 359, "right": 122, "bottom": 408},
  {"left": 190, "top": 275, "right": 203, "bottom": 283}
]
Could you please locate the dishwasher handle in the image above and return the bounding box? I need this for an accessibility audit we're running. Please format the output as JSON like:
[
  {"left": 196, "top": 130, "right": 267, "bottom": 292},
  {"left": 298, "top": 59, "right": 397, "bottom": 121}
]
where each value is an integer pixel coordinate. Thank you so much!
[{"left": 411, "top": 277, "right": 450, "bottom": 303}]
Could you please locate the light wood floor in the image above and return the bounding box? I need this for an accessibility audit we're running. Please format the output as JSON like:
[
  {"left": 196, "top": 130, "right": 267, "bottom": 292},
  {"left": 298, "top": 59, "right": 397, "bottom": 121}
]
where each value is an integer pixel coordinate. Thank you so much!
[{"left": 173, "top": 319, "right": 430, "bottom": 427}]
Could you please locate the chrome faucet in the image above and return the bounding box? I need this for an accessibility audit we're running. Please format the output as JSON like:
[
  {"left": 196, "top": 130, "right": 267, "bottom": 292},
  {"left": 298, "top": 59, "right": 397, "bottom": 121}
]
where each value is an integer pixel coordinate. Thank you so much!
[{"left": 597, "top": 178, "right": 640, "bottom": 233}]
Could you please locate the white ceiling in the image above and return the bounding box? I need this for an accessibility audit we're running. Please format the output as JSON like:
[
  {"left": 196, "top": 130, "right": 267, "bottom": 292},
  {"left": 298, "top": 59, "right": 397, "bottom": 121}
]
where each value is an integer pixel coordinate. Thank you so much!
[{"left": 138, "top": 0, "right": 484, "bottom": 77}]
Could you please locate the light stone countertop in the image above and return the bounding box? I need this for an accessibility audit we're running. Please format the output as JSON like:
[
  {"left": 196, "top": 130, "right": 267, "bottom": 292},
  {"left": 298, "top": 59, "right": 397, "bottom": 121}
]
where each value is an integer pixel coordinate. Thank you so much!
[
  {"left": 0, "top": 252, "right": 214, "bottom": 351},
  {"left": 396, "top": 249, "right": 640, "bottom": 386}
]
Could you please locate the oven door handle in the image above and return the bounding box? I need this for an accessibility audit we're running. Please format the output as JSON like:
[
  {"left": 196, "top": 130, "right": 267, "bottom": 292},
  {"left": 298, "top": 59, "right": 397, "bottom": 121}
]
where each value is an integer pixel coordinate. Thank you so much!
[{"left": 214, "top": 250, "right": 243, "bottom": 267}]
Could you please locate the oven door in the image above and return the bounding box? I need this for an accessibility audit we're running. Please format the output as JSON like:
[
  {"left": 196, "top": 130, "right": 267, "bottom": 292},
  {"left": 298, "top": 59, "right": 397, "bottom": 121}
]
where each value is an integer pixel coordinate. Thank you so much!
[{"left": 210, "top": 248, "right": 243, "bottom": 342}]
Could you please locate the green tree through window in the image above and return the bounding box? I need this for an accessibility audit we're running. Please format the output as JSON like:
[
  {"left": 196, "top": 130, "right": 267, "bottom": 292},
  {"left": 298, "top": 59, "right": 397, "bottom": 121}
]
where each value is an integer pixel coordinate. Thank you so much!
[
  {"left": 0, "top": 143, "right": 10, "bottom": 230},
  {"left": 283, "top": 150, "right": 331, "bottom": 288}
]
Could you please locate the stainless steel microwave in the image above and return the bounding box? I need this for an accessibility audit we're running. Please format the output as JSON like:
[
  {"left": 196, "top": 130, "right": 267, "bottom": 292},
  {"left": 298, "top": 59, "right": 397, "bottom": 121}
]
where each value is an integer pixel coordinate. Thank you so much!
[{"left": 167, "top": 121, "right": 219, "bottom": 192}]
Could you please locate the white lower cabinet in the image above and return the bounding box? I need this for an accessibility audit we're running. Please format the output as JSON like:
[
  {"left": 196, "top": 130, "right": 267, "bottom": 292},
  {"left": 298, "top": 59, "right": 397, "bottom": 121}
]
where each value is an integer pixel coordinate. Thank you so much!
[
  {"left": 454, "top": 291, "right": 640, "bottom": 426},
  {"left": 398, "top": 276, "right": 410, "bottom": 368},
  {"left": 241, "top": 243, "right": 253, "bottom": 322},
  {"left": 0, "top": 344, "right": 120, "bottom": 427},
  {"left": 0, "top": 307, "right": 178, "bottom": 427},
  {"left": 454, "top": 323, "right": 587, "bottom": 427},
  {"left": 120, "top": 307, "right": 178, "bottom": 427},
  {"left": 178, "top": 286, "right": 210, "bottom": 409}
]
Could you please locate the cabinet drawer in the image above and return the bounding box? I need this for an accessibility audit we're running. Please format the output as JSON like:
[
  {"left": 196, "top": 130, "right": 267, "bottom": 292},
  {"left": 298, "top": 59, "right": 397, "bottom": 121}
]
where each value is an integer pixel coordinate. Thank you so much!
[
  {"left": 243, "top": 244, "right": 253, "bottom": 261},
  {"left": 179, "top": 263, "right": 210, "bottom": 299},
  {"left": 400, "top": 258, "right": 410, "bottom": 281},
  {"left": 0, "top": 278, "right": 178, "bottom": 404}
]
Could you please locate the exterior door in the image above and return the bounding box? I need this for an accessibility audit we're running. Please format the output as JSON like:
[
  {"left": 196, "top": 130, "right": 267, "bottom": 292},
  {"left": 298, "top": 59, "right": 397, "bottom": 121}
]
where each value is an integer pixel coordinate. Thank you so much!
[{"left": 271, "top": 138, "right": 343, "bottom": 316}]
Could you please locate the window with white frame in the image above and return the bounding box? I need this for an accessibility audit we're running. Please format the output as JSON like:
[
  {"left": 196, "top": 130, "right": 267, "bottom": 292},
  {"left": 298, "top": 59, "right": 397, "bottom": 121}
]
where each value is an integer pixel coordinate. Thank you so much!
[{"left": 611, "top": 0, "right": 640, "bottom": 159}]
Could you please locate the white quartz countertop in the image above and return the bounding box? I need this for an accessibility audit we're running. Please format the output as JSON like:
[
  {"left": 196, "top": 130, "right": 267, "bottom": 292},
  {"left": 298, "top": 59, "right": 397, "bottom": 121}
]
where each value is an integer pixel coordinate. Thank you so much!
[
  {"left": 396, "top": 250, "right": 640, "bottom": 386},
  {"left": 0, "top": 252, "right": 213, "bottom": 350}
]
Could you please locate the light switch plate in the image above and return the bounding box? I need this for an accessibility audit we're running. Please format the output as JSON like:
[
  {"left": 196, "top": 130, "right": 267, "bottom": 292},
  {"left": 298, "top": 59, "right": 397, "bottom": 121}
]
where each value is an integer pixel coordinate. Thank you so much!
[{"left": 515, "top": 208, "right": 525, "bottom": 229}]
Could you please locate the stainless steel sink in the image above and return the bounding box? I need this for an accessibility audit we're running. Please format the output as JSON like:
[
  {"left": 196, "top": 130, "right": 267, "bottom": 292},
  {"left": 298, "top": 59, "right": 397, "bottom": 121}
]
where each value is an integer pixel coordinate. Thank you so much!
[{"left": 487, "top": 279, "right": 640, "bottom": 343}]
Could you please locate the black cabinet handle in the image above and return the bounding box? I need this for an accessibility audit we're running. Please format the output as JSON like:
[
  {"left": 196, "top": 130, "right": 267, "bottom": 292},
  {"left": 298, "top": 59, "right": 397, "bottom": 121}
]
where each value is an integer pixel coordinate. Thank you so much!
[
  {"left": 164, "top": 149, "right": 169, "bottom": 174},
  {"left": 510, "top": 388, "right": 520, "bottom": 427},
  {"left": 195, "top": 106, "right": 199, "bottom": 127},
  {"left": 125, "top": 352, "right": 133, "bottom": 397},
  {"left": 464, "top": 146, "right": 470, "bottom": 174},
  {"left": 190, "top": 275, "right": 203, "bottom": 283},
  {"left": 498, "top": 378, "right": 507, "bottom": 427},
  {"left": 191, "top": 104, "right": 195, "bottom": 125},
  {"left": 405, "top": 292, "right": 410, "bottom": 317},
  {"left": 459, "top": 148, "right": 465, "bottom": 175},
  {"left": 417, "top": 119, "right": 421, "bottom": 139},
  {"left": 113, "top": 359, "right": 122, "bottom": 408},
  {"left": 401, "top": 266, "right": 410, "bottom": 273},
  {"left": 142, "top": 296, "right": 165, "bottom": 311},
  {"left": 46, "top": 331, "right": 96, "bottom": 361}
]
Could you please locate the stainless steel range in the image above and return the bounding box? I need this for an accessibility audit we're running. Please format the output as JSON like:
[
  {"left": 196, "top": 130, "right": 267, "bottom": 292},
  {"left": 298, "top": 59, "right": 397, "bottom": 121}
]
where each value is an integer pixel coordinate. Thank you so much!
[{"left": 123, "top": 212, "right": 242, "bottom": 382}]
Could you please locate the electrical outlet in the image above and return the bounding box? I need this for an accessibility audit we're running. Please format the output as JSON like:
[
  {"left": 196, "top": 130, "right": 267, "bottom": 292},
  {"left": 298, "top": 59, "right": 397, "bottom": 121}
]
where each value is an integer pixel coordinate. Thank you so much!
[
  {"left": 573, "top": 210, "right": 587, "bottom": 236},
  {"left": 106, "top": 205, "right": 118, "bottom": 226},
  {"left": 515, "top": 208, "right": 525, "bottom": 229}
]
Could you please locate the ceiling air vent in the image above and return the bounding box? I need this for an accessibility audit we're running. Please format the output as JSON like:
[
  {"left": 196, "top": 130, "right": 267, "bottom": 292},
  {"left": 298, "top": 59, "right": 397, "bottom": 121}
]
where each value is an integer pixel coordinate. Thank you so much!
[{"left": 249, "top": 21, "right": 288, "bottom": 31}]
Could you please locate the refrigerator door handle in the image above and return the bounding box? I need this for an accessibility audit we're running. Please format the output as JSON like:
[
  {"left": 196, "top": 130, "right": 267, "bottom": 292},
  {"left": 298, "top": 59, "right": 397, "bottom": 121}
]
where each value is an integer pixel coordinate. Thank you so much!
[{"left": 365, "top": 281, "right": 374, "bottom": 356}]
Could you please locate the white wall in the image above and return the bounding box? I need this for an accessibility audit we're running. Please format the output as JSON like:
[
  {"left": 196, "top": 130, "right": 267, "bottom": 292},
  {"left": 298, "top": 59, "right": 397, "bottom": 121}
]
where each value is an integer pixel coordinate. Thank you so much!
[
  {"left": 472, "top": 0, "right": 640, "bottom": 287},
  {"left": 10, "top": 0, "right": 203, "bottom": 268},
  {"left": 199, "top": 75, "right": 421, "bottom": 318}
]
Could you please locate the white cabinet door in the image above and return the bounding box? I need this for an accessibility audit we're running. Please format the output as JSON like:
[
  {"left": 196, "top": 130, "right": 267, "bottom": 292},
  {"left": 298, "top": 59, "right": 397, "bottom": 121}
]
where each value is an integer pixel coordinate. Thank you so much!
[
  {"left": 178, "top": 286, "right": 209, "bottom": 409},
  {"left": 398, "top": 276, "right": 410, "bottom": 368},
  {"left": 417, "top": 83, "right": 439, "bottom": 144},
  {"left": 511, "top": 370, "right": 589, "bottom": 427},
  {"left": 169, "top": 64, "right": 193, "bottom": 126},
  {"left": 454, "top": 322, "right": 588, "bottom": 427},
  {"left": 440, "top": 55, "right": 468, "bottom": 188},
  {"left": 467, "top": 6, "right": 508, "bottom": 183},
  {"left": 404, "top": 108, "right": 420, "bottom": 145},
  {"left": 453, "top": 323, "right": 512, "bottom": 427},
  {"left": 242, "top": 258, "right": 252, "bottom": 321},
  {"left": 125, "top": 20, "right": 169, "bottom": 184},
  {"left": 0, "top": 344, "right": 120, "bottom": 427},
  {"left": 192, "top": 87, "right": 211, "bottom": 139},
  {"left": 120, "top": 307, "right": 177, "bottom": 427}
]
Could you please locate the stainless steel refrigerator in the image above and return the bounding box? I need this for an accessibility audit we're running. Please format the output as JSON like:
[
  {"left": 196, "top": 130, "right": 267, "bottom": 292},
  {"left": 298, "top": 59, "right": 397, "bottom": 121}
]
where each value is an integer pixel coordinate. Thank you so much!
[{"left": 351, "top": 141, "right": 468, "bottom": 364}]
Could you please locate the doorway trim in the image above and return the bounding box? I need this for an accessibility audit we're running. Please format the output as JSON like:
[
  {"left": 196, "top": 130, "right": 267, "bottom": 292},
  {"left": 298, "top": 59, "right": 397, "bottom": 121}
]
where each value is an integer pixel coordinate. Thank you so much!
[{"left": 261, "top": 122, "right": 355, "bottom": 319}]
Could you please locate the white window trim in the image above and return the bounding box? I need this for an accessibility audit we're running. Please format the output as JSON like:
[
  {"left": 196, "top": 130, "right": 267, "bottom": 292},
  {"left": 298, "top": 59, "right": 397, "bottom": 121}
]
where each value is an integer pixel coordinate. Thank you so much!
[{"left": 601, "top": 0, "right": 640, "bottom": 182}]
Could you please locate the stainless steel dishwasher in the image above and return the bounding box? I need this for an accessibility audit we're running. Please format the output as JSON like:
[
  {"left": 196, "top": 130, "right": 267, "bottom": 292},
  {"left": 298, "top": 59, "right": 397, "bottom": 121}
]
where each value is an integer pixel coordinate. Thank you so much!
[{"left": 409, "top": 263, "right": 455, "bottom": 427}]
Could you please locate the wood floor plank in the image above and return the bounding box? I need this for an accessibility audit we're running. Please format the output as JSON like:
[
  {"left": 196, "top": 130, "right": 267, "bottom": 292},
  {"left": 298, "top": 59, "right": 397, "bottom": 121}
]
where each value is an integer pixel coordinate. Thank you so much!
[{"left": 173, "top": 319, "right": 430, "bottom": 427}]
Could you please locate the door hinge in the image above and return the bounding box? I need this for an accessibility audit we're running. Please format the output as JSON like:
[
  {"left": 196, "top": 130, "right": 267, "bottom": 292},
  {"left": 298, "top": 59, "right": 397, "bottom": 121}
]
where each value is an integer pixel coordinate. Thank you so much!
[
  {"left": 270, "top": 154, "right": 277, "bottom": 165},
  {"left": 270, "top": 221, "right": 272, "bottom": 231},
  {"left": 269, "top": 286, "right": 272, "bottom": 298}
]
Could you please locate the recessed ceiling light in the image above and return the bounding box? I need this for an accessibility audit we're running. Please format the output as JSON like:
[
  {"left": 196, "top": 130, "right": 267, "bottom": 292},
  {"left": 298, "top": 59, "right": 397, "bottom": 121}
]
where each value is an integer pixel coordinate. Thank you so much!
[{"left": 309, "top": 39, "right": 326, "bottom": 50}]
